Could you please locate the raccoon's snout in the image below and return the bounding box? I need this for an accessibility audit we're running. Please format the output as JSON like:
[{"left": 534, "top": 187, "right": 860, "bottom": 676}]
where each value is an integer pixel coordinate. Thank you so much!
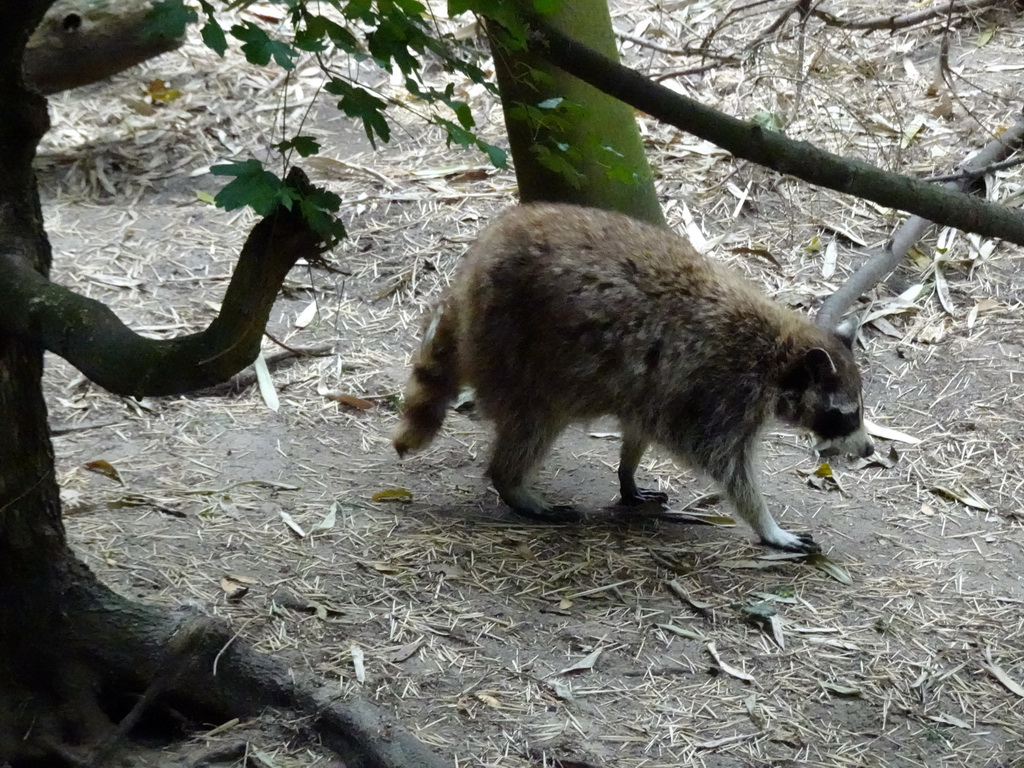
[{"left": 814, "top": 428, "right": 874, "bottom": 459}]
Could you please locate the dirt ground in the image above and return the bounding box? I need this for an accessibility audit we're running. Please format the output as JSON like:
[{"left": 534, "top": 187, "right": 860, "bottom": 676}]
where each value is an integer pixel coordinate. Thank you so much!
[{"left": 37, "top": 2, "right": 1024, "bottom": 766}]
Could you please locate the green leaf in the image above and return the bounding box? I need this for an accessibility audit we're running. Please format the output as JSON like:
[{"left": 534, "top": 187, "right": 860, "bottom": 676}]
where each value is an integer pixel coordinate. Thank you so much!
[
  {"left": 344, "top": 0, "right": 374, "bottom": 21},
  {"left": 276, "top": 136, "right": 321, "bottom": 158},
  {"left": 532, "top": 143, "right": 584, "bottom": 189},
  {"left": 394, "top": 0, "right": 427, "bottom": 15},
  {"left": 325, "top": 79, "right": 390, "bottom": 147},
  {"left": 230, "top": 22, "right": 297, "bottom": 70},
  {"left": 294, "top": 26, "right": 327, "bottom": 53},
  {"left": 298, "top": 189, "right": 347, "bottom": 247},
  {"left": 447, "top": 0, "right": 476, "bottom": 14},
  {"left": 210, "top": 160, "right": 287, "bottom": 216},
  {"left": 201, "top": 19, "right": 228, "bottom": 56},
  {"left": 146, "top": 0, "right": 196, "bottom": 40},
  {"left": 193, "top": 0, "right": 227, "bottom": 56},
  {"left": 478, "top": 141, "right": 508, "bottom": 169},
  {"left": 532, "top": 0, "right": 561, "bottom": 13},
  {"left": 449, "top": 99, "right": 474, "bottom": 129}
]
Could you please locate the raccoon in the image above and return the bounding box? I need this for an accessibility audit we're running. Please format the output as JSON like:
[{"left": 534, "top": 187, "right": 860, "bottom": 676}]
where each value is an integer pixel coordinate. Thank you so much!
[{"left": 394, "top": 204, "right": 873, "bottom": 553}]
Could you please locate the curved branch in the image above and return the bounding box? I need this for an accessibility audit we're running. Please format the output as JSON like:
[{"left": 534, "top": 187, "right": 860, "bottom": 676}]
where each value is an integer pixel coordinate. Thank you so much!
[
  {"left": 815, "top": 113, "right": 1024, "bottom": 328},
  {"left": 527, "top": 20, "right": 1024, "bottom": 247},
  {"left": 0, "top": 168, "right": 324, "bottom": 397}
]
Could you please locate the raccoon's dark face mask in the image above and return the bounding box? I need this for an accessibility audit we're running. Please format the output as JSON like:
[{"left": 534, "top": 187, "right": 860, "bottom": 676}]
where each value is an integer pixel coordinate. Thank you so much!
[{"left": 778, "top": 329, "right": 874, "bottom": 459}]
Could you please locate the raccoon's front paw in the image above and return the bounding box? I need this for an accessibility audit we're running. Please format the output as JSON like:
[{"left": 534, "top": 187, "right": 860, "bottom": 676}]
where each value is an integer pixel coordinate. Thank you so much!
[
  {"left": 762, "top": 531, "right": 821, "bottom": 555},
  {"left": 619, "top": 488, "right": 669, "bottom": 507},
  {"left": 512, "top": 504, "right": 582, "bottom": 523}
]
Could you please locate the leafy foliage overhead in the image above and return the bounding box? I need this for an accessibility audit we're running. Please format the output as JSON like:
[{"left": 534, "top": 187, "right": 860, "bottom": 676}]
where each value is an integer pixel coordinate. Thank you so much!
[{"left": 148, "top": 0, "right": 517, "bottom": 241}]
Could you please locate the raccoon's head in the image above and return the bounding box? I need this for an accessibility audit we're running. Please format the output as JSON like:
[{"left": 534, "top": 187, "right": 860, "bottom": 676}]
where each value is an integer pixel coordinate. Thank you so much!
[{"left": 777, "top": 323, "right": 874, "bottom": 459}]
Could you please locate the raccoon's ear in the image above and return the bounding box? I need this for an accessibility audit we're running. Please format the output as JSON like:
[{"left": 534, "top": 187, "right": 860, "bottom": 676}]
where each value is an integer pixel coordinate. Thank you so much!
[
  {"left": 834, "top": 318, "right": 858, "bottom": 349},
  {"left": 781, "top": 347, "right": 836, "bottom": 390},
  {"left": 804, "top": 347, "right": 837, "bottom": 380}
]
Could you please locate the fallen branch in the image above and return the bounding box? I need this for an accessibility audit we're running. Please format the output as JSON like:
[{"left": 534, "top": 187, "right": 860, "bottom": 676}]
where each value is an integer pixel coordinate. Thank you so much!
[
  {"left": 816, "top": 112, "right": 1024, "bottom": 328},
  {"left": 811, "top": 0, "right": 1007, "bottom": 33}
]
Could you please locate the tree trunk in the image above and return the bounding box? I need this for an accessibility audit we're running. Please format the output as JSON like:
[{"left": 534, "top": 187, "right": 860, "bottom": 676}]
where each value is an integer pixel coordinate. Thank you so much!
[
  {"left": 0, "top": 4, "right": 449, "bottom": 765},
  {"left": 488, "top": 1, "right": 664, "bottom": 226}
]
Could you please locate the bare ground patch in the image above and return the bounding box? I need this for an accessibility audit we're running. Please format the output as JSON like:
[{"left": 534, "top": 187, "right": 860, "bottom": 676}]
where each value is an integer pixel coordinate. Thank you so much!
[{"left": 39, "top": 2, "right": 1024, "bottom": 766}]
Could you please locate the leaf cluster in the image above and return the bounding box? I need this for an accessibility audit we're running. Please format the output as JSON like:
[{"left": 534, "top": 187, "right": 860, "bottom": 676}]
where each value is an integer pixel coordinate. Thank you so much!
[{"left": 148, "top": 0, "right": 514, "bottom": 238}]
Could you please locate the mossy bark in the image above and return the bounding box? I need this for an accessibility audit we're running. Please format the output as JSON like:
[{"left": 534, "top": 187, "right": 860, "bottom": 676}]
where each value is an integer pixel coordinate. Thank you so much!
[{"left": 488, "top": 0, "right": 664, "bottom": 226}]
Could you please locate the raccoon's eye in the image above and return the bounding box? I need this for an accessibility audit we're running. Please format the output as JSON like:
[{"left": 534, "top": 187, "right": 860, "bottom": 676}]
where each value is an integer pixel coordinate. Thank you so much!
[{"left": 814, "top": 407, "right": 860, "bottom": 439}]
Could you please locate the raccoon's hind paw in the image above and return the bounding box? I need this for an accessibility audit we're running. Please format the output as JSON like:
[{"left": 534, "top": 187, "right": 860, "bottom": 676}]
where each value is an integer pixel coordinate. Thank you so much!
[
  {"left": 512, "top": 504, "right": 582, "bottom": 523},
  {"left": 619, "top": 488, "right": 669, "bottom": 507},
  {"left": 762, "top": 530, "right": 821, "bottom": 555}
]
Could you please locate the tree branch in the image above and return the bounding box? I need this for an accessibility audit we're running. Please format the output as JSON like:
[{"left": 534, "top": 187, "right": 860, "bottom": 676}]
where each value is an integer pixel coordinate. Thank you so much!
[
  {"left": 527, "top": 20, "right": 1024, "bottom": 247},
  {"left": 815, "top": 112, "right": 1024, "bottom": 328},
  {"left": 25, "top": 1, "right": 185, "bottom": 95},
  {"left": 811, "top": 0, "right": 1006, "bottom": 32},
  {"left": 0, "top": 168, "right": 325, "bottom": 397}
]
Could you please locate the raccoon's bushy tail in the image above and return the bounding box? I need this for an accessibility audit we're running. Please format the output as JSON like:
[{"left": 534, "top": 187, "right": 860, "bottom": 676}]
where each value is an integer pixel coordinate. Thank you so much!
[{"left": 393, "top": 299, "right": 460, "bottom": 457}]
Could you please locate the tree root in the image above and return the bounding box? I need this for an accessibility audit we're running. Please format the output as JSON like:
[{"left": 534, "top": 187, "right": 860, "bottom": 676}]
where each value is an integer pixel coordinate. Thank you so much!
[{"left": 1, "top": 557, "right": 452, "bottom": 768}]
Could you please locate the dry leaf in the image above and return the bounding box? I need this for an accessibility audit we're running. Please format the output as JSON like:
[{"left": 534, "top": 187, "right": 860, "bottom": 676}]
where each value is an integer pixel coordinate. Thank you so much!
[
  {"left": 930, "top": 485, "right": 991, "bottom": 511},
  {"left": 821, "top": 238, "right": 837, "bottom": 279},
  {"left": 390, "top": 638, "right": 424, "bottom": 663},
  {"left": 730, "top": 245, "right": 782, "bottom": 271},
  {"left": 900, "top": 114, "right": 926, "bottom": 148},
  {"left": 220, "top": 576, "right": 250, "bottom": 602},
  {"left": 864, "top": 418, "right": 921, "bottom": 445},
  {"left": 475, "top": 692, "right": 502, "bottom": 708},
  {"left": 253, "top": 353, "right": 279, "bottom": 412},
  {"left": 706, "top": 642, "right": 755, "bottom": 683},
  {"left": 308, "top": 505, "right": 337, "bottom": 533},
  {"left": 328, "top": 392, "right": 375, "bottom": 410},
  {"left": 295, "top": 300, "right": 318, "bottom": 328},
  {"left": 279, "top": 510, "right": 306, "bottom": 538},
  {"left": 147, "top": 79, "right": 182, "bottom": 103},
  {"left": 821, "top": 681, "right": 863, "bottom": 697},
  {"left": 350, "top": 644, "right": 366, "bottom": 684},
  {"left": 656, "top": 623, "right": 704, "bottom": 641},
  {"left": 558, "top": 648, "right": 603, "bottom": 675},
  {"left": 363, "top": 561, "right": 403, "bottom": 574},
  {"left": 930, "top": 713, "right": 971, "bottom": 729},
  {"left": 84, "top": 460, "right": 123, "bottom": 484},
  {"left": 983, "top": 647, "right": 1024, "bottom": 698},
  {"left": 808, "top": 554, "right": 853, "bottom": 585},
  {"left": 933, "top": 265, "right": 956, "bottom": 316},
  {"left": 371, "top": 488, "right": 413, "bottom": 503}
]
